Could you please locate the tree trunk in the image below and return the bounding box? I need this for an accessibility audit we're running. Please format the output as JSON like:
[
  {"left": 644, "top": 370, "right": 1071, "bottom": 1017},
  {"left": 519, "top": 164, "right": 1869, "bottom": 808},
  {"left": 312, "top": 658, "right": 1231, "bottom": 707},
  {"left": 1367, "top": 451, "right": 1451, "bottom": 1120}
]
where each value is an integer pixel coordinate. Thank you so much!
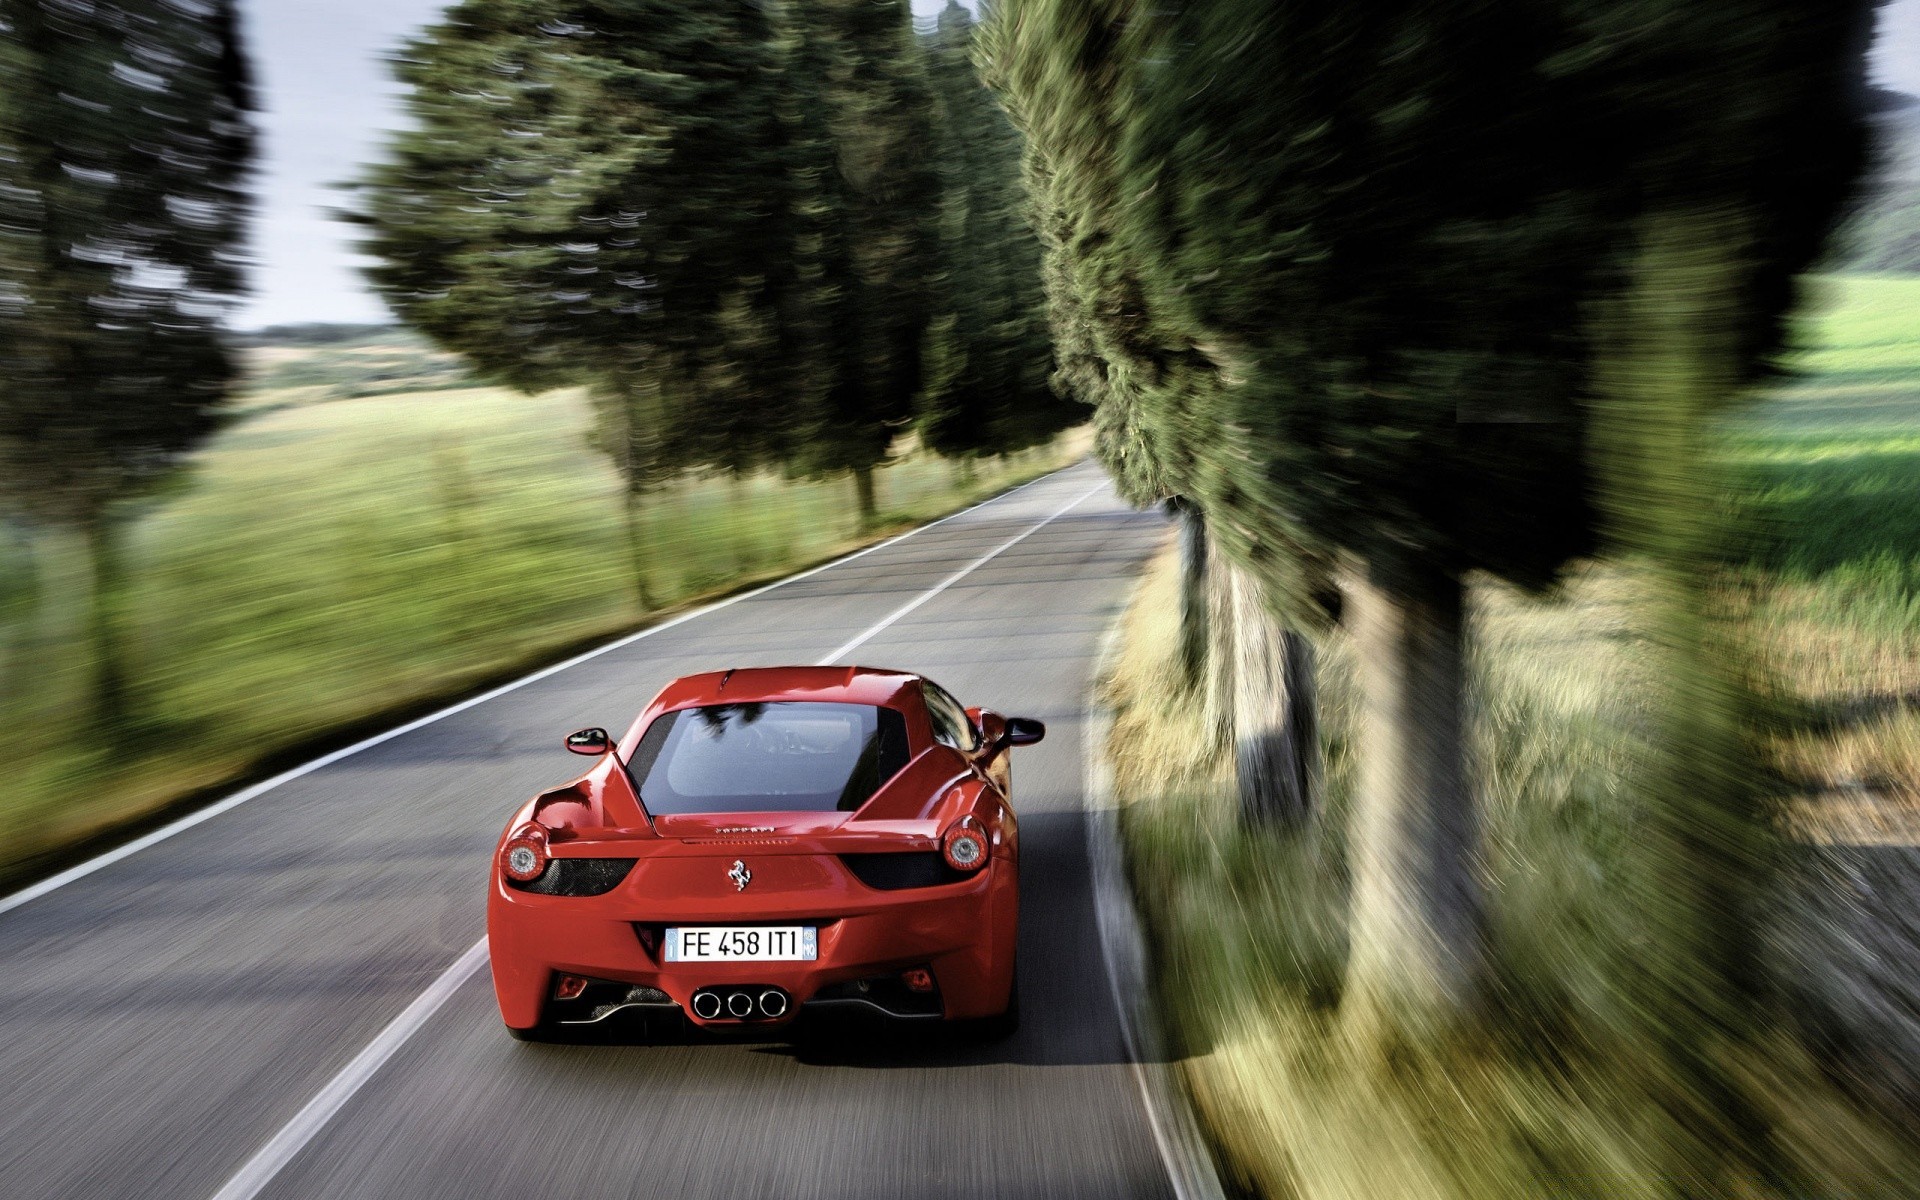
[
  {"left": 1200, "top": 539, "right": 1320, "bottom": 827},
  {"left": 433, "top": 440, "right": 482, "bottom": 638},
  {"left": 621, "top": 488, "right": 657, "bottom": 612},
  {"left": 1204, "top": 528, "right": 1238, "bottom": 750},
  {"left": 608, "top": 373, "right": 659, "bottom": 611},
  {"left": 1342, "top": 557, "right": 1482, "bottom": 1036},
  {"left": 852, "top": 465, "right": 879, "bottom": 531},
  {"left": 1590, "top": 208, "right": 1777, "bottom": 1178},
  {"left": 1226, "top": 559, "right": 1318, "bottom": 826},
  {"left": 0, "top": 526, "right": 43, "bottom": 705},
  {"left": 728, "top": 473, "right": 754, "bottom": 572},
  {"left": 83, "top": 517, "right": 130, "bottom": 733},
  {"left": 1168, "top": 498, "right": 1208, "bottom": 690}
]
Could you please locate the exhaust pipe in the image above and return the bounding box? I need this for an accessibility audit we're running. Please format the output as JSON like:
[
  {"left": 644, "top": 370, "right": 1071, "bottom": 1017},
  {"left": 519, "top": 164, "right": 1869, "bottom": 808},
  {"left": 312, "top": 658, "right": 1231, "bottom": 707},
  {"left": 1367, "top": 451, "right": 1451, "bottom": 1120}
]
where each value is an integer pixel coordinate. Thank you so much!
[{"left": 692, "top": 986, "right": 790, "bottom": 1020}]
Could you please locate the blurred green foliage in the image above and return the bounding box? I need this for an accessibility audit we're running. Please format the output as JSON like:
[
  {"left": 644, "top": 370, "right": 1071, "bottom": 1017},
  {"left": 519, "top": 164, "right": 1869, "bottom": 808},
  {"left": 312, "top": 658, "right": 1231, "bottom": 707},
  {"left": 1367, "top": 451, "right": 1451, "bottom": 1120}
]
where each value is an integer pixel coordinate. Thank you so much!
[
  {"left": 776, "top": 0, "right": 942, "bottom": 515},
  {"left": 1733, "top": 277, "right": 1920, "bottom": 624},
  {"left": 0, "top": 0, "right": 256, "bottom": 730},
  {"left": 1730, "top": 277, "right": 1920, "bottom": 816},
  {"left": 357, "top": 0, "right": 804, "bottom": 602},
  {"left": 917, "top": 2, "right": 1082, "bottom": 462},
  {"left": 0, "top": 373, "right": 1081, "bottom": 886},
  {"left": 1106, "top": 272, "right": 1920, "bottom": 1198},
  {"left": 358, "top": 0, "right": 1079, "bottom": 540},
  {"left": 988, "top": 0, "right": 1874, "bottom": 1050}
]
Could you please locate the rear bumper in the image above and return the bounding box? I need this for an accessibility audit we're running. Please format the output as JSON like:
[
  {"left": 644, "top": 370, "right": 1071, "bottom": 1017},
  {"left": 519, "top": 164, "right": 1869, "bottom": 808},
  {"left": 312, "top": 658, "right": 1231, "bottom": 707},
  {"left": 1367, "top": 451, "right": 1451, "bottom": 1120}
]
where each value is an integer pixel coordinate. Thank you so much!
[{"left": 486, "top": 857, "right": 1016, "bottom": 1030}]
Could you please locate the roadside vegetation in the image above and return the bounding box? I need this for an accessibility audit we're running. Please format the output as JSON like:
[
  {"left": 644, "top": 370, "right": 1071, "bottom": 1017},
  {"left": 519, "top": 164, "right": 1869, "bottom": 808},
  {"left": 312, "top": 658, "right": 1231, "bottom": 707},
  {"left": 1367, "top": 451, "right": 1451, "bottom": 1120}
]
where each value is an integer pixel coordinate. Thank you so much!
[
  {"left": 0, "top": 361, "right": 1083, "bottom": 886},
  {"left": 981, "top": 0, "right": 1912, "bottom": 1193},
  {"left": 1742, "top": 276, "right": 1920, "bottom": 822},
  {"left": 1101, "top": 273, "right": 1920, "bottom": 1196},
  {"left": 234, "top": 327, "right": 475, "bottom": 407},
  {"left": 5, "top": 2, "right": 1914, "bottom": 1189},
  {"left": 0, "top": 1, "right": 1079, "bottom": 888}
]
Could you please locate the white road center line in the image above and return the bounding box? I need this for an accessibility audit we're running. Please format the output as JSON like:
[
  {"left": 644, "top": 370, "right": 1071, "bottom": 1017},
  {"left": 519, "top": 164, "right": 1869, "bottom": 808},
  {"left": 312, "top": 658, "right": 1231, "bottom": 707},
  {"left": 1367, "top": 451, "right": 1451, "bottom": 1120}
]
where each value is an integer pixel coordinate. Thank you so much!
[
  {"left": 198, "top": 469, "right": 1111, "bottom": 1200},
  {"left": 816, "top": 481, "right": 1104, "bottom": 665},
  {"left": 0, "top": 467, "right": 1073, "bottom": 920},
  {"left": 207, "top": 939, "right": 490, "bottom": 1200}
]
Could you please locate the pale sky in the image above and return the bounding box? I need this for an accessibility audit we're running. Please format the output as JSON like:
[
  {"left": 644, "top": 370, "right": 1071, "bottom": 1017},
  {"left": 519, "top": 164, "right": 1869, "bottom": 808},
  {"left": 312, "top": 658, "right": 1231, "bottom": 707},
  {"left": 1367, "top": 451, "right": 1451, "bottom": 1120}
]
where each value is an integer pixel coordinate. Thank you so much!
[{"left": 237, "top": 0, "right": 1920, "bottom": 329}]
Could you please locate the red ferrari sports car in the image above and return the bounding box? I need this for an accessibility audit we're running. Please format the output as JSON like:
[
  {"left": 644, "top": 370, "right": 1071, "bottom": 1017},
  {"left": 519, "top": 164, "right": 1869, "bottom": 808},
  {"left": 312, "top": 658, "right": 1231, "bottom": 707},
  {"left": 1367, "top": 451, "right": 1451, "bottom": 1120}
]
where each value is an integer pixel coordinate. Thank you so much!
[{"left": 487, "top": 665, "right": 1043, "bottom": 1039}]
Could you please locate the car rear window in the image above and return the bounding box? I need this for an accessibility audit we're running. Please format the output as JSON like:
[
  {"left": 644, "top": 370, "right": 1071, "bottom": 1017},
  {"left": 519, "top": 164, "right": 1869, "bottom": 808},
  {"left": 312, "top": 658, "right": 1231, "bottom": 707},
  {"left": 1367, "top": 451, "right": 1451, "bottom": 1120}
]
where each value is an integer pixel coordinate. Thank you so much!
[{"left": 628, "top": 702, "right": 912, "bottom": 815}]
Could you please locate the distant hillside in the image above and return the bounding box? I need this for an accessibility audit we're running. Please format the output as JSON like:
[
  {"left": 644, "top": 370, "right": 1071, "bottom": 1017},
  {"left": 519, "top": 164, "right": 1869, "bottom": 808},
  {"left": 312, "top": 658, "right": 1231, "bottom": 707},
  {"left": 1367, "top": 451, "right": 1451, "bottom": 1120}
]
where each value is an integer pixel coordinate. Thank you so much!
[
  {"left": 239, "top": 322, "right": 400, "bottom": 347},
  {"left": 238, "top": 324, "right": 476, "bottom": 405},
  {"left": 1838, "top": 93, "right": 1920, "bottom": 273}
]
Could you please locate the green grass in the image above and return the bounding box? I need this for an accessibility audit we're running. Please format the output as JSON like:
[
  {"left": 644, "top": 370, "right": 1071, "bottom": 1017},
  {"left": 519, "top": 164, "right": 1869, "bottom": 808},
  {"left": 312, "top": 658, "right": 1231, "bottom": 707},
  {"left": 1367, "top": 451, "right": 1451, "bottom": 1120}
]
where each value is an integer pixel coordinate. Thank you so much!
[
  {"left": 0, "top": 381, "right": 1084, "bottom": 884},
  {"left": 1103, "top": 273, "right": 1920, "bottom": 1198},
  {"left": 1733, "top": 275, "right": 1920, "bottom": 801}
]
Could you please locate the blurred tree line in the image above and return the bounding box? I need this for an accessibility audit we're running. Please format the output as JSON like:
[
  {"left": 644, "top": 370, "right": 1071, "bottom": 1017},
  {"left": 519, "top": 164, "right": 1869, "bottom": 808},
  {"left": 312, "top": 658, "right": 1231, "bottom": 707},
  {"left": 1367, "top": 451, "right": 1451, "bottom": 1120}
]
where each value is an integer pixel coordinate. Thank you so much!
[
  {"left": 0, "top": 0, "right": 255, "bottom": 730},
  {"left": 356, "top": 0, "right": 1080, "bottom": 607},
  {"left": 982, "top": 0, "right": 1876, "bottom": 1142},
  {"left": 0, "top": 0, "right": 1081, "bottom": 729}
]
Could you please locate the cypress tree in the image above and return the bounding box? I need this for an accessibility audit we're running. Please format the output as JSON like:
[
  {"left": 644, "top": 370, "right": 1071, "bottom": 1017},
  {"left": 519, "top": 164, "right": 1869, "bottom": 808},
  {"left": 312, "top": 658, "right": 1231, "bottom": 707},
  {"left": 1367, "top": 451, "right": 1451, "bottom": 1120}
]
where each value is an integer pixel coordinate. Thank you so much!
[
  {"left": 357, "top": 0, "right": 796, "bottom": 605},
  {"left": 0, "top": 0, "right": 255, "bottom": 730},
  {"left": 784, "top": 0, "right": 940, "bottom": 529},
  {"left": 917, "top": 0, "right": 1081, "bottom": 466},
  {"left": 982, "top": 0, "right": 1327, "bottom": 826},
  {"left": 990, "top": 0, "right": 1872, "bottom": 1043}
]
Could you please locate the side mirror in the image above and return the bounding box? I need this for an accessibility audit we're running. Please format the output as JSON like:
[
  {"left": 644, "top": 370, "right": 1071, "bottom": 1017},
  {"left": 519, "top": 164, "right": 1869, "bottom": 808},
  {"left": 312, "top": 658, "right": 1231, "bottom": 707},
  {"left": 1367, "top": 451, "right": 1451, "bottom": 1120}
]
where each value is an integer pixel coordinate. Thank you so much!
[
  {"left": 564, "top": 727, "right": 613, "bottom": 756},
  {"left": 1003, "top": 716, "right": 1045, "bottom": 747},
  {"left": 967, "top": 705, "right": 1005, "bottom": 750}
]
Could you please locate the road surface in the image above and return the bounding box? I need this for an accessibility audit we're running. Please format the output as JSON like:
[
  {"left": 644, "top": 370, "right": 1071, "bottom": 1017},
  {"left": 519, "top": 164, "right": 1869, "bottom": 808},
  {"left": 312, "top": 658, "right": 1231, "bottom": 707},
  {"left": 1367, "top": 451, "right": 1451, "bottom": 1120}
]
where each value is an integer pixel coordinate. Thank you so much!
[{"left": 0, "top": 461, "right": 1176, "bottom": 1200}]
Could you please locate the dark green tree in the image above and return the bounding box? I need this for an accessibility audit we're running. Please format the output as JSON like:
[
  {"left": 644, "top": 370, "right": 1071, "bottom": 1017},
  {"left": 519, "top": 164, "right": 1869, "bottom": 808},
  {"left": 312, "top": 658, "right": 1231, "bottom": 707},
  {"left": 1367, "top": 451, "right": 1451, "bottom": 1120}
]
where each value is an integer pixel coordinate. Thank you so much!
[
  {"left": 981, "top": 0, "right": 1325, "bottom": 827},
  {"left": 990, "top": 0, "right": 1871, "bottom": 1042},
  {"left": 916, "top": 0, "right": 1082, "bottom": 467},
  {"left": 0, "top": 0, "right": 255, "bottom": 730},
  {"left": 357, "top": 0, "right": 796, "bottom": 605},
  {"left": 783, "top": 0, "right": 941, "bottom": 529}
]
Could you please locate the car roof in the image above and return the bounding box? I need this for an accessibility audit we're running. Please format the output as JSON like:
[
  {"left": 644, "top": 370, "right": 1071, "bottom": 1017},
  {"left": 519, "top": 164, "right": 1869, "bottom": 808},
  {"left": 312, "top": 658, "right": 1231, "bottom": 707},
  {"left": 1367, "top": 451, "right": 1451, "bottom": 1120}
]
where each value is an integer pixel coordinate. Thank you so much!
[{"left": 650, "top": 665, "right": 922, "bottom": 713}]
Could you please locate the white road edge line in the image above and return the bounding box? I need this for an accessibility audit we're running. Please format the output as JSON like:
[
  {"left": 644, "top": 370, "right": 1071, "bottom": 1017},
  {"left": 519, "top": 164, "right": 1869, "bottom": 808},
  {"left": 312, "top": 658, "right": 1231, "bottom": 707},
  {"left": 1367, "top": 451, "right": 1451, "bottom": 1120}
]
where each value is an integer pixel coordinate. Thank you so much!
[
  {"left": 207, "top": 939, "right": 491, "bottom": 1200},
  {"left": 1084, "top": 608, "right": 1227, "bottom": 1200},
  {"left": 0, "top": 465, "right": 1079, "bottom": 920},
  {"left": 818, "top": 480, "right": 1104, "bottom": 665},
  {"left": 199, "top": 467, "right": 1109, "bottom": 1200}
]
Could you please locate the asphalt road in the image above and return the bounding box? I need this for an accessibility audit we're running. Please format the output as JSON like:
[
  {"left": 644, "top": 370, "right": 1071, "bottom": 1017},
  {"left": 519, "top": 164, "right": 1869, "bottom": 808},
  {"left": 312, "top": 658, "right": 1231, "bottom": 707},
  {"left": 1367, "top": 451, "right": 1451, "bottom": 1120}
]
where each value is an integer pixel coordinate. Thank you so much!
[{"left": 0, "top": 461, "right": 1175, "bottom": 1200}]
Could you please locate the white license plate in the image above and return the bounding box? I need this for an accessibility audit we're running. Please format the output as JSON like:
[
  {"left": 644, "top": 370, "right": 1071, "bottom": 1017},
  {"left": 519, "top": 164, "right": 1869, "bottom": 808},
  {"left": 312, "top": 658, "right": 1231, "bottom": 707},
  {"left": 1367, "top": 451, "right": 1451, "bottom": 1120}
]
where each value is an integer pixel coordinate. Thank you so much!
[{"left": 663, "top": 926, "right": 818, "bottom": 962}]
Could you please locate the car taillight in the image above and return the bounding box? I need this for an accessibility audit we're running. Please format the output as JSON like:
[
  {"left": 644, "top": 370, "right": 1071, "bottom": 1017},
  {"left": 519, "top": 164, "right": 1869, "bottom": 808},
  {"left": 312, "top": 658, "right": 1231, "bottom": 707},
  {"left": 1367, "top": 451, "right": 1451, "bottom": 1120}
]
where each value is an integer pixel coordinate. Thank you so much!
[
  {"left": 501, "top": 823, "right": 549, "bottom": 883},
  {"left": 941, "top": 817, "right": 989, "bottom": 872}
]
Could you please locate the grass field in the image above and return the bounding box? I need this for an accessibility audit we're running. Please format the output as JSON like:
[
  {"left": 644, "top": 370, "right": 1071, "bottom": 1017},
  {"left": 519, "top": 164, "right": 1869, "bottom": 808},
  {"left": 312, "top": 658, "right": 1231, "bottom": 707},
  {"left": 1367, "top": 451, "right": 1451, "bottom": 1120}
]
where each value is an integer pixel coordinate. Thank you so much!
[
  {"left": 1102, "top": 273, "right": 1920, "bottom": 1198},
  {"left": 1742, "top": 275, "right": 1920, "bottom": 815},
  {"left": 235, "top": 326, "right": 474, "bottom": 407},
  {"left": 0, "top": 378, "right": 1084, "bottom": 886}
]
